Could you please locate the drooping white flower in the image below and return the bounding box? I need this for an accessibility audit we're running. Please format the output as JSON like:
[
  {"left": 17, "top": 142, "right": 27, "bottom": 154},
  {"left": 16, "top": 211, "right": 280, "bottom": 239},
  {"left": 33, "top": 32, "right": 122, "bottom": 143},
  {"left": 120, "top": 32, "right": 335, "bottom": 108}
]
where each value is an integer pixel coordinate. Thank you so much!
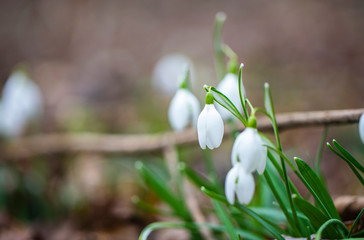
[
  {"left": 0, "top": 70, "right": 43, "bottom": 138},
  {"left": 231, "top": 127, "right": 267, "bottom": 174},
  {"left": 215, "top": 73, "right": 245, "bottom": 120},
  {"left": 225, "top": 163, "right": 255, "bottom": 205},
  {"left": 152, "top": 54, "right": 194, "bottom": 95},
  {"left": 359, "top": 113, "right": 364, "bottom": 144},
  {"left": 197, "top": 103, "right": 224, "bottom": 150},
  {"left": 168, "top": 88, "right": 200, "bottom": 131}
]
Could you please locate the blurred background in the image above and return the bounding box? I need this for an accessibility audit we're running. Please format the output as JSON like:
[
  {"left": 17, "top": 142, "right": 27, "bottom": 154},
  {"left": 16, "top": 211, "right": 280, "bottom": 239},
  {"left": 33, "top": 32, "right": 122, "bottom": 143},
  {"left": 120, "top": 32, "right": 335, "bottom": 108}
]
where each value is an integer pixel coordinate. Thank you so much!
[{"left": 0, "top": 0, "right": 363, "bottom": 239}]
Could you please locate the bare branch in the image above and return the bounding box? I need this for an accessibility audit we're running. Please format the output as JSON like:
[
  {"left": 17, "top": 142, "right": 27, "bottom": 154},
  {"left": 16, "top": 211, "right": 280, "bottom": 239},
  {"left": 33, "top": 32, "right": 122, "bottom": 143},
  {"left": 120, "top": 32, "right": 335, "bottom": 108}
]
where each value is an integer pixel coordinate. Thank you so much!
[{"left": 1, "top": 108, "right": 363, "bottom": 160}]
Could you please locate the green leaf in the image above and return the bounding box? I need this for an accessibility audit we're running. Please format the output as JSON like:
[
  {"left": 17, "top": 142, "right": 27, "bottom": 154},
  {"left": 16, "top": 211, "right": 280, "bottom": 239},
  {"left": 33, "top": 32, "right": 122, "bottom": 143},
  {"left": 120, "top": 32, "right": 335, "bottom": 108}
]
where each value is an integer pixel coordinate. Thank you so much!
[
  {"left": 314, "top": 219, "right": 348, "bottom": 240},
  {"left": 348, "top": 208, "right": 364, "bottom": 237},
  {"left": 135, "top": 162, "right": 189, "bottom": 219},
  {"left": 201, "top": 187, "right": 285, "bottom": 240},
  {"left": 293, "top": 196, "right": 340, "bottom": 239},
  {"left": 181, "top": 164, "right": 218, "bottom": 193},
  {"left": 213, "top": 200, "right": 239, "bottom": 240},
  {"left": 332, "top": 140, "right": 364, "bottom": 173},
  {"left": 213, "top": 12, "right": 227, "bottom": 80},
  {"left": 264, "top": 82, "right": 274, "bottom": 118},
  {"left": 327, "top": 143, "right": 364, "bottom": 185},
  {"left": 294, "top": 158, "right": 341, "bottom": 220},
  {"left": 139, "top": 221, "right": 265, "bottom": 240}
]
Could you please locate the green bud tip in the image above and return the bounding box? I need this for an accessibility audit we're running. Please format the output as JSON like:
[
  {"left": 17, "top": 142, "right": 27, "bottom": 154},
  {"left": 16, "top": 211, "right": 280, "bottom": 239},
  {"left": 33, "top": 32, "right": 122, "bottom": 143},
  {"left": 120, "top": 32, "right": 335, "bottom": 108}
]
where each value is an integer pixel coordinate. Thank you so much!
[
  {"left": 135, "top": 161, "right": 143, "bottom": 170},
  {"left": 216, "top": 12, "right": 227, "bottom": 22},
  {"left": 247, "top": 116, "right": 257, "bottom": 128},
  {"left": 228, "top": 60, "right": 238, "bottom": 74},
  {"left": 205, "top": 92, "right": 214, "bottom": 105},
  {"left": 264, "top": 82, "right": 269, "bottom": 89},
  {"left": 131, "top": 196, "right": 140, "bottom": 203},
  {"left": 240, "top": 63, "right": 244, "bottom": 69}
]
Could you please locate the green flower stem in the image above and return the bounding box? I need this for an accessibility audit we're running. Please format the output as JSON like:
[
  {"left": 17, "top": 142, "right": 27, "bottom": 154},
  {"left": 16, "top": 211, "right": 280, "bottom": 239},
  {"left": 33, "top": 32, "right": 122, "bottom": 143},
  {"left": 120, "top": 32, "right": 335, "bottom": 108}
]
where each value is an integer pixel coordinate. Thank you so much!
[
  {"left": 213, "top": 12, "right": 227, "bottom": 81},
  {"left": 265, "top": 87, "right": 302, "bottom": 235}
]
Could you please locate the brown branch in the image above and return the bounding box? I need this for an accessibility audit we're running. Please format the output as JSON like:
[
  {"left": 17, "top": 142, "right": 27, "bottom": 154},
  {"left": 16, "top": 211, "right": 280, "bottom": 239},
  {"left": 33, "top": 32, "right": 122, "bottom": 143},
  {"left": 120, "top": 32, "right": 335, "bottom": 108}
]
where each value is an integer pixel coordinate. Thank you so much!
[{"left": 1, "top": 108, "right": 363, "bottom": 160}]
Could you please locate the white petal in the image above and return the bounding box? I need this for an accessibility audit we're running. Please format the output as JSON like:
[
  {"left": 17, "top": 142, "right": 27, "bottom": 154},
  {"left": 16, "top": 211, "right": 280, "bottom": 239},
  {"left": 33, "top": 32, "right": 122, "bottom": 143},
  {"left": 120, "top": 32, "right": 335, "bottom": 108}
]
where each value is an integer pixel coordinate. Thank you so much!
[
  {"left": 184, "top": 90, "right": 201, "bottom": 128},
  {"left": 225, "top": 165, "right": 239, "bottom": 205},
  {"left": 215, "top": 73, "right": 244, "bottom": 120},
  {"left": 168, "top": 89, "right": 200, "bottom": 131},
  {"left": 256, "top": 135, "right": 267, "bottom": 174},
  {"left": 168, "top": 90, "right": 189, "bottom": 131},
  {"left": 205, "top": 105, "right": 224, "bottom": 149},
  {"left": 235, "top": 169, "right": 255, "bottom": 205},
  {"left": 231, "top": 128, "right": 259, "bottom": 172},
  {"left": 197, "top": 105, "right": 208, "bottom": 149},
  {"left": 359, "top": 113, "right": 364, "bottom": 144}
]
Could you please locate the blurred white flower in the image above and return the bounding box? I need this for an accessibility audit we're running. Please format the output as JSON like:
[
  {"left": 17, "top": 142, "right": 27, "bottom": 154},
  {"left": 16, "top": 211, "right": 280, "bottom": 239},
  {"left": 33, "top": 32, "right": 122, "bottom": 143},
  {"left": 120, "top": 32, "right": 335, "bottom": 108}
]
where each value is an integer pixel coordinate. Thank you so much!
[
  {"left": 225, "top": 163, "right": 255, "bottom": 205},
  {"left": 197, "top": 104, "right": 224, "bottom": 149},
  {"left": 0, "top": 70, "right": 42, "bottom": 138},
  {"left": 168, "top": 88, "right": 200, "bottom": 131},
  {"left": 215, "top": 73, "right": 244, "bottom": 120},
  {"left": 231, "top": 127, "right": 267, "bottom": 174},
  {"left": 152, "top": 54, "right": 193, "bottom": 95},
  {"left": 359, "top": 113, "right": 364, "bottom": 144}
]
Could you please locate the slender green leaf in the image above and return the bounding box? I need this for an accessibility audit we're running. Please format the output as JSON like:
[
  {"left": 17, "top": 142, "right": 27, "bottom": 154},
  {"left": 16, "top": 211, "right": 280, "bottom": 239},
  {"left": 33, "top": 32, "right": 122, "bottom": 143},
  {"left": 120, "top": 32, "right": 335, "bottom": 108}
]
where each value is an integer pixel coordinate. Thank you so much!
[
  {"left": 348, "top": 208, "right": 364, "bottom": 237},
  {"left": 294, "top": 158, "right": 341, "bottom": 220},
  {"left": 264, "top": 82, "right": 274, "bottom": 118},
  {"left": 333, "top": 140, "right": 364, "bottom": 173},
  {"left": 135, "top": 162, "right": 188, "bottom": 219},
  {"left": 293, "top": 196, "right": 339, "bottom": 239},
  {"left": 139, "top": 221, "right": 264, "bottom": 240},
  {"left": 213, "top": 200, "right": 239, "bottom": 240},
  {"left": 181, "top": 164, "right": 218, "bottom": 193},
  {"left": 327, "top": 143, "right": 364, "bottom": 185},
  {"left": 315, "top": 219, "right": 348, "bottom": 240},
  {"left": 201, "top": 187, "right": 285, "bottom": 240},
  {"left": 213, "top": 12, "right": 226, "bottom": 80}
]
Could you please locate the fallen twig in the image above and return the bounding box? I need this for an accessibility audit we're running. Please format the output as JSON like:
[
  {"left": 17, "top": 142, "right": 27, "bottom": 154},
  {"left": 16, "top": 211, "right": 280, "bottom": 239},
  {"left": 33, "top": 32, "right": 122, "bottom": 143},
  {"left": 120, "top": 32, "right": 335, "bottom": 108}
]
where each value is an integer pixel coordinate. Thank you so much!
[{"left": 1, "top": 108, "right": 363, "bottom": 160}]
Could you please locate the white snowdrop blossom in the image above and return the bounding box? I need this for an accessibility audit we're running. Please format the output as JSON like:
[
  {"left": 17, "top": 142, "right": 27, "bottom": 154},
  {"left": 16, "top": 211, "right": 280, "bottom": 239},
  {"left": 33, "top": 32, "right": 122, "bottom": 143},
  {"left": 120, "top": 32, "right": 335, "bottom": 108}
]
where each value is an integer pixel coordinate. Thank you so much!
[
  {"left": 197, "top": 104, "right": 224, "bottom": 150},
  {"left": 168, "top": 88, "right": 200, "bottom": 131},
  {"left": 215, "top": 73, "right": 245, "bottom": 120},
  {"left": 225, "top": 163, "right": 255, "bottom": 205},
  {"left": 0, "top": 70, "right": 42, "bottom": 138},
  {"left": 359, "top": 113, "right": 364, "bottom": 144},
  {"left": 231, "top": 127, "right": 267, "bottom": 174}
]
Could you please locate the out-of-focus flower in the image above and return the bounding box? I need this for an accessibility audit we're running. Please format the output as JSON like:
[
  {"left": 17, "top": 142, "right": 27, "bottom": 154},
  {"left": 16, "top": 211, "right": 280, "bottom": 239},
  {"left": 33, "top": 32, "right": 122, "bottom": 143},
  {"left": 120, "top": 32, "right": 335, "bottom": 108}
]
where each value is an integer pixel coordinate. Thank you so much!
[
  {"left": 152, "top": 54, "right": 194, "bottom": 95},
  {"left": 197, "top": 93, "right": 224, "bottom": 149},
  {"left": 0, "top": 69, "right": 42, "bottom": 138},
  {"left": 359, "top": 113, "right": 364, "bottom": 144},
  {"left": 231, "top": 127, "right": 267, "bottom": 174},
  {"left": 225, "top": 163, "right": 255, "bottom": 205},
  {"left": 215, "top": 72, "right": 244, "bottom": 120},
  {"left": 168, "top": 88, "right": 200, "bottom": 131}
]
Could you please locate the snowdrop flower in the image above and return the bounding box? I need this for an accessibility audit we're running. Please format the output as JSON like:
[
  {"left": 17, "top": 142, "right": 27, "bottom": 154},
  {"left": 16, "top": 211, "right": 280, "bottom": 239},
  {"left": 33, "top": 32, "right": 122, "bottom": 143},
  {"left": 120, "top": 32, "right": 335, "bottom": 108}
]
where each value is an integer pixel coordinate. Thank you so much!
[
  {"left": 359, "top": 113, "right": 364, "bottom": 144},
  {"left": 197, "top": 92, "right": 224, "bottom": 149},
  {"left": 231, "top": 119, "right": 267, "bottom": 174},
  {"left": 168, "top": 84, "right": 200, "bottom": 131},
  {"left": 152, "top": 54, "right": 194, "bottom": 95},
  {"left": 225, "top": 163, "right": 255, "bottom": 205},
  {"left": 215, "top": 68, "right": 245, "bottom": 120},
  {"left": 0, "top": 69, "right": 42, "bottom": 138}
]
